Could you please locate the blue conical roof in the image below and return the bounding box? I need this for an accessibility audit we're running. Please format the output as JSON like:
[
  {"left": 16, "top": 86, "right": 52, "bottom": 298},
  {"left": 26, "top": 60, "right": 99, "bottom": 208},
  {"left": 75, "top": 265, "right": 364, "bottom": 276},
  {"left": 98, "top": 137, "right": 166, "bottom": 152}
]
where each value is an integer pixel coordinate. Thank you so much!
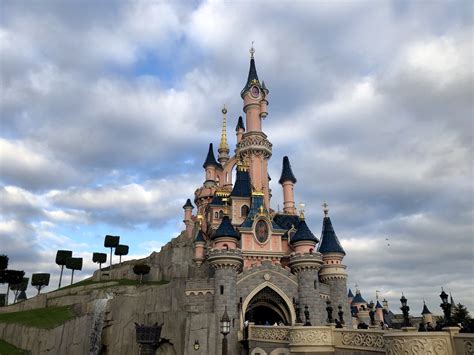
[
  {"left": 290, "top": 218, "right": 318, "bottom": 244},
  {"left": 212, "top": 216, "right": 240, "bottom": 240},
  {"left": 203, "top": 143, "right": 222, "bottom": 169},
  {"left": 421, "top": 302, "right": 432, "bottom": 315},
  {"left": 194, "top": 230, "right": 206, "bottom": 243},
  {"left": 279, "top": 156, "right": 297, "bottom": 184},
  {"left": 348, "top": 289, "right": 354, "bottom": 298},
  {"left": 318, "top": 216, "right": 345, "bottom": 255},
  {"left": 376, "top": 301, "right": 383, "bottom": 309},
  {"left": 241, "top": 56, "right": 260, "bottom": 94},
  {"left": 231, "top": 169, "right": 251, "bottom": 197},
  {"left": 183, "top": 199, "right": 194, "bottom": 209},
  {"left": 351, "top": 290, "right": 367, "bottom": 305},
  {"left": 235, "top": 116, "right": 245, "bottom": 131}
]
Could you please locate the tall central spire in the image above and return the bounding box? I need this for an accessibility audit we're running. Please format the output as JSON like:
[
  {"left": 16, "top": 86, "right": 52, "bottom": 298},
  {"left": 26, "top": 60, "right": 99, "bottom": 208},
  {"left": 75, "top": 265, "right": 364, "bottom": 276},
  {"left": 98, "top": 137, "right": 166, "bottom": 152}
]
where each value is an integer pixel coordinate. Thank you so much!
[
  {"left": 241, "top": 43, "right": 260, "bottom": 96},
  {"left": 218, "top": 105, "right": 230, "bottom": 163}
]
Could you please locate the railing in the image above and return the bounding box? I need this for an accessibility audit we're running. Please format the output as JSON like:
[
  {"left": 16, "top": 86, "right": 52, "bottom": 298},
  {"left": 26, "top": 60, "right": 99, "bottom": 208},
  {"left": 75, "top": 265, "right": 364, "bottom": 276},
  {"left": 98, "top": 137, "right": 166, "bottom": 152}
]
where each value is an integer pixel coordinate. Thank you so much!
[
  {"left": 453, "top": 333, "right": 474, "bottom": 355},
  {"left": 384, "top": 330, "right": 453, "bottom": 355},
  {"left": 333, "top": 328, "right": 385, "bottom": 352},
  {"left": 248, "top": 325, "right": 290, "bottom": 343}
]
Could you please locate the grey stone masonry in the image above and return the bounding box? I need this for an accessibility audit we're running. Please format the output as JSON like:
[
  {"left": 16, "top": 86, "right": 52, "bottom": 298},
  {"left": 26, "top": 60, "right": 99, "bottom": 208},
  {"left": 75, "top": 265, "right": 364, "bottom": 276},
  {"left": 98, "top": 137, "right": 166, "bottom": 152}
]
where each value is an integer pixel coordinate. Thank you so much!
[
  {"left": 208, "top": 249, "right": 243, "bottom": 355},
  {"left": 289, "top": 253, "right": 326, "bottom": 325},
  {"left": 324, "top": 278, "right": 351, "bottom": 325}
]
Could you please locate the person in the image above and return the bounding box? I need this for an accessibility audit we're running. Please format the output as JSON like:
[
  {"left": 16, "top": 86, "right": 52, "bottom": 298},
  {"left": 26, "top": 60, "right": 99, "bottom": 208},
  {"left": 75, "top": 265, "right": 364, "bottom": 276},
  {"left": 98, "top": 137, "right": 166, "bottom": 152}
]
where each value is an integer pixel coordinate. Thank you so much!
[
  {"left": 435, "top": 321, "right": 444, "bottom": 331},
  {"left": 426, "top": 322, "right": 434, "bottom": 331},
  {"left": 380, "top": 321, "right": 384, "bottom": 330},
  {"left": 335, "top": 319, "right": 343, "bottom": 328},
  {"left": 384, "top": 323, "right": 389, "bottom": 330},
  {"left": 273, "top": 322, "right": 278, "bottom": 326},
  {"left": 418, "top": 322, "right": 426, "bottom": 332},
  {"left": 265, "top": 320, "right": 270, "bottom": 326},
  {"left": 278, "top": 321, "right": 284, "bottom": 326},
  {"left": 358, "top": 321, "right": 368, "bottom": 329}
]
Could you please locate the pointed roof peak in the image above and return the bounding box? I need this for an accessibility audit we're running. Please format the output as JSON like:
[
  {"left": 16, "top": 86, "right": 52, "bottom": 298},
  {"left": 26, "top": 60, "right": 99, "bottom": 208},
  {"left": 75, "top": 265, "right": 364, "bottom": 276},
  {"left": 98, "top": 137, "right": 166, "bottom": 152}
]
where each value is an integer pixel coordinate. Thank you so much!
[
  {"left": 203, "top": 143, "right": 222, "bottom": 169},
  {"left": 290, "top": 218, "right": 318, "bottom": 244},
  {"left": 194, "top": 230, "right": 205, "bottom": 243},
  {"left": 183, "top": 199, "right": 194, "bottom": 209},
  {"left": 376, "top": 300, "right": 383, "bottom": 309},
  {"left": 241, "top": 44, "right": 260, "bottom": 95},
  {"left": 317, "top": 214, "right": 346, "bottom": 255},
  {"left": 235, "top": 116, "right": 245, "bottom": 132},
  {"left": 212, "top": 215, "right": 240, "bottom": 240},
  {"left": 348, "top": 289, "right": 354, "bottom": 298},
  {"left": 422, "top": 301, "right": 432, "bottom": 315},
  {"left": 279, "top": 156, "right": 297, "bottom": 184}
]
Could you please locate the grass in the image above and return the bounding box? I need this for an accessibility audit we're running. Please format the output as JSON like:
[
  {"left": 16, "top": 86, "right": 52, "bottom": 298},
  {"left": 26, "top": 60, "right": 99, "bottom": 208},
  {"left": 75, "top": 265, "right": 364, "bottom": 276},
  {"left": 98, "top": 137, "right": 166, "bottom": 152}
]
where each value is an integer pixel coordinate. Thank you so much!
[
  {"left": 59, "top": 278, "right": 168, "bottom": 290},
  {"left": 0, "top": 306, "right": 75, "bottom": 329},
  {"left": 0, "top": 339, "right": 27, "bottom": 355}
]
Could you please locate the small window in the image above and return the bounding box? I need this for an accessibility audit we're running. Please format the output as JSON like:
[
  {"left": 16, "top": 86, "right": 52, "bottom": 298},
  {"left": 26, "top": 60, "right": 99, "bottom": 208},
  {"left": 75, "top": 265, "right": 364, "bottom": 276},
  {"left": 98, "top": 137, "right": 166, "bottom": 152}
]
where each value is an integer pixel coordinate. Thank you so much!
[
  {"left": 241, "top": 205, "right": 250, "bottom": 217},
  {"left": 220, "top": 285, "right": 224, "bottom": 295},
  {"left": 215, "top": 212, "right": 219, "bottom": 219},
  {"left": 223, "top": 244, "right": 229, "bottom": 250},
  {"left": 219, "top": 210, "right": 224, "bottom": 219}
]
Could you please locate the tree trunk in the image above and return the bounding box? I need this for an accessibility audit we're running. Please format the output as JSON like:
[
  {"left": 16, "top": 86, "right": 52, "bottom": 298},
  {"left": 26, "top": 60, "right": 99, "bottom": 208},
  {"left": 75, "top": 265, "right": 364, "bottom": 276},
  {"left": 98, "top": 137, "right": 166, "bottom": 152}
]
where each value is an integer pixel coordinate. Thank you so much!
[
  {"left": 58, "top": 265, "right": 64, "bottom": 289},
  {"left": 99, "top": 263, "right": 102, "bottom": 281},
  {"left": 71, "top": 269, "right": 75, "bottom": 285},
  {"left": 140, "top": 274, "right": 143, "bottom": 284},
  {"left": 110, "top": 248, "right": 113, "bottom": 268},
  {"left": 5, "top": 285, "right": 9, "bottom": 306},
  {"left": 37, "top": 287, "right": 41, "bottom": 295}
]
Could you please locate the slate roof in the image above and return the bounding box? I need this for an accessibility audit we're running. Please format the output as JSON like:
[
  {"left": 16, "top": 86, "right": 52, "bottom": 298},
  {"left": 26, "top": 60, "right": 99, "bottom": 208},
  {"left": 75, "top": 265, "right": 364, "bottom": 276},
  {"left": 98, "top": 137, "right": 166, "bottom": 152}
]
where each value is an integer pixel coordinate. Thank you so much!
[
  {"left": 348, "top": 289, "right": 354, "bottom": 298},
  {"left": 261, "top": 80, "right": 268, "bottom": 93},
  {"left": 235, "top": 116, "right": 245, "bottom": 131},
  {"left": 278, "top": 156, "right": 297, "bottom": 184},
  {"left": 318, "top": 216, "right": 346, "bottom": 255},
  {"left": 290, "top": 218, "right": 319, "bottom": 244},
  {"left": 376, "top": 301, "right": 383, "bottom": 309},
  {"left": 240, "top": 195, "right": 282, "bottom": 230},
  {"left": 422, "top": 302, "right": 432, "bottom": 315},
  {"left": 212, "top": 216, "right": 240, "bottom": 240},
  {"left": 182, "top": 198, "right": 194, "bottom": 209},
  {"left": 231, "top": 169, "right": 251, "bottom": 197},
  {"left": 210, "top": 195, "right": 225, "bottom": 205},
  {"left": 241, "top": 56, "right": 260, "bottom": 94},
  {"left": 273, "top": 214, "right": 300, "bottom": 231},
  {"left": 351, "top": 291, "right": 367, "bottom": 305},
  {"left": 203, "top": 143, "right": 222, "bottom": 169},
  {"left": 194, "top": 230, "right": 206, "bottom": 243}
]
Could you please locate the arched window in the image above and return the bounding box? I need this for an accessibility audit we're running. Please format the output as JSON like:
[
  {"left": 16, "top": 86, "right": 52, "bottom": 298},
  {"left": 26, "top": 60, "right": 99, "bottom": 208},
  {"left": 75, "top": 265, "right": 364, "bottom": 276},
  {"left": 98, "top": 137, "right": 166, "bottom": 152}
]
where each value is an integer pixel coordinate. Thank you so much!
[
  {"left": 214, "top": 211, "right": 219, "bottom": 219},
  {"left": 241, "top": 205, "right": 250, "bottom": 217},
  {"left": 223, "top": 244, "right": 229, "bottom": 250},
  {"left": 219, "top": 210, "right": 224, "bottom": 219}
]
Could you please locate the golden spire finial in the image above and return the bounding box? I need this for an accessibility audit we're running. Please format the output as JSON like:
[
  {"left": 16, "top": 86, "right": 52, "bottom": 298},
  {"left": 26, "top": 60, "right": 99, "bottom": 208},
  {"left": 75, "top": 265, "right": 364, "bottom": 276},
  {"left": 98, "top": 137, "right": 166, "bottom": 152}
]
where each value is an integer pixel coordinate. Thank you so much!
[
  {"left": 299, "top": 202, "right": 305, "bottom": 220},
  {"left": 322, "top": 202, "right": 329, "bottom": 217},
  {"left": 218, "top": 105, "right": 230, "bottom": 158},
  {"left": 250, "top": 41, "right": 255, "bottom": 59}
]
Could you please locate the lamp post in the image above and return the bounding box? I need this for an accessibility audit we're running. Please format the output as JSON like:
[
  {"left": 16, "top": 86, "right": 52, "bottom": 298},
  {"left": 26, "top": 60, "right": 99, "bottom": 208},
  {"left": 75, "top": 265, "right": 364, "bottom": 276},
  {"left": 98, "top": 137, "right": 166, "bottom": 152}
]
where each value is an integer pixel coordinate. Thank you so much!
[
  {"left": 220, "top": 307, "right": 230, "bottom": 355},
  {"left": 440, "top": 288, "right": 453, "bottom": 327},
  {"left": 400, "top": 294, "right": 411, "bottom": 327},
  {"left": 326, "top": 300, "right": 334, "bottom": 324},
  {"left": 338, "top": 304, "right": 345, "bottom": 325}
]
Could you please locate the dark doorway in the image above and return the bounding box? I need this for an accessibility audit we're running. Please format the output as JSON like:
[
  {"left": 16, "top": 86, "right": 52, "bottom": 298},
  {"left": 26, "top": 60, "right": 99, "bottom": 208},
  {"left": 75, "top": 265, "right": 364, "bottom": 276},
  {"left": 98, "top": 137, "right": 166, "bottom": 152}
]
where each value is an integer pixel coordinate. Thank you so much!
[{"left": 244, "top": 287, "right": 292, "bottom": 325}]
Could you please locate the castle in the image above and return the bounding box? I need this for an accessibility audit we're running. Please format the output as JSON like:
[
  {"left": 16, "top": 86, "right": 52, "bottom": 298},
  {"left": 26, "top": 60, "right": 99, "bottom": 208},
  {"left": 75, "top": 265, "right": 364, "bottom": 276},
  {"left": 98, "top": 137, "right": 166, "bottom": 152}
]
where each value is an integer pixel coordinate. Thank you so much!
[{"left": 179, "top": 46, "right": 350, "bottom": 354}]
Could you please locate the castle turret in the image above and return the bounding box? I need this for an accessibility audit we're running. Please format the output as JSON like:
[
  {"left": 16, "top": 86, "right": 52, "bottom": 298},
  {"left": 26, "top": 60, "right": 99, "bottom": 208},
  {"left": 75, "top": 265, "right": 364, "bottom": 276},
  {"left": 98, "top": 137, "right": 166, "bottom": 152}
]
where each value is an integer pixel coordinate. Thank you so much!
[
  {"left": 318, "top": 204, "right": 350, "bottom": 323},
  {"left": 211, "top": 215, "right": 240, "bottom": 250},
  {"left": 183, "top": 198, "right": 194, "bottom": 238},
  {"left": 238, "top": 45, "right": 272, "bottom": 207},
  {"left": 279, "top": 156, "right": 297, "bottom": 215},
  {"left": 218, "top": 106, "right": 230, "bottom": 164},
  {"left": 289, "top": 214, "right": 325, "bottom": 324},
  {"left": 376, "top": 300, "right": 384, "bottom": 323},
  {"left": 235, "top": 116, "right": 245, "bottom": 144},
  {"left": 203, "top": 143, "right": 221, "bottom": 186},
  {"left": 422, "top": 301, "right": 433, "bottom": 325},
  {"left": 348, "top": 289, "right": 354, "bottom": 305},
  {"left": 193, "top": 229, "right": 206, "bottom": 267},
  {"left": 230, "top": 162, "right": 252, "bottom": 225}
]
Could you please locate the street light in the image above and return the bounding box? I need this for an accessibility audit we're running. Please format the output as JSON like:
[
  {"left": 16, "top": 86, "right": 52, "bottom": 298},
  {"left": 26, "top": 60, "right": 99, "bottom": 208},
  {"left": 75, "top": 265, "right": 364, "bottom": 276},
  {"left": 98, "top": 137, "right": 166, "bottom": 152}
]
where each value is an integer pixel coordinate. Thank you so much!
[
  {"left": 220, "top": 307, "right": 230, "bottom": 355},
  {"left": 440, "top": 288, "right": 453, "bottom": 327},
  {"left": 193, "top": 340, "right": 200, "bottom": 351},
  {"left": 399, "top": 294, "right": 411, "bottom": 327}
]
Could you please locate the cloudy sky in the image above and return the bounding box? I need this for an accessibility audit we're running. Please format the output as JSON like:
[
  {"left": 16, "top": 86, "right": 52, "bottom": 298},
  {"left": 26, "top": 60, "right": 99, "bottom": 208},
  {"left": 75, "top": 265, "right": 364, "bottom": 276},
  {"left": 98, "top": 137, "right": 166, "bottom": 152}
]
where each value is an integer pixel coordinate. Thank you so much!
[{"left": 1, "top": 1, "right": 472, "bottom": 313}]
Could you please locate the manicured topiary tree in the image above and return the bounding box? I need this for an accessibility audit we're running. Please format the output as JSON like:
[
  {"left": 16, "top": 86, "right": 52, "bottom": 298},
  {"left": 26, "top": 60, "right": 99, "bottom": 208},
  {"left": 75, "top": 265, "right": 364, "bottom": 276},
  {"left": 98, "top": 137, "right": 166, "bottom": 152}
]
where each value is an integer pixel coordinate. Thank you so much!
[
  {"left": 31, "top": 273, "right": 51, "bottom": 295},
  {"left": 92, "top": 252, "right": 107, "bottom": 271},
  {"left": 4, "top": 270, "right": 25, "bottom": 306},
  {"left": 56, "top": 250, "right": 72, "bottom": 289},
  {"left": 104, "top": 235, "right": 120, "bottom": 268},
  {"left": 133, "top": 264, "right": 150, "bottom": 284},
  {"left": 11, "top": 277, "right": 28, "bottom": 303},
  {"left": 114, "top": 244, "right": 129, "bottom": 264},
  {"left": 65, "top": 257, "right": 83, "bottom": 285}
]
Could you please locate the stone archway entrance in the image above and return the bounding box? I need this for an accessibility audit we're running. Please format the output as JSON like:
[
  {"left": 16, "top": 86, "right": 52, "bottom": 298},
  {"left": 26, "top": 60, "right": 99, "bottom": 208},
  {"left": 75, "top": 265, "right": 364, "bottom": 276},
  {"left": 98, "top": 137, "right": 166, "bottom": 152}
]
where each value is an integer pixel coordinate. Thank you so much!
[{"left": 244, "top": 287, "right": 292, "bottom": 326}]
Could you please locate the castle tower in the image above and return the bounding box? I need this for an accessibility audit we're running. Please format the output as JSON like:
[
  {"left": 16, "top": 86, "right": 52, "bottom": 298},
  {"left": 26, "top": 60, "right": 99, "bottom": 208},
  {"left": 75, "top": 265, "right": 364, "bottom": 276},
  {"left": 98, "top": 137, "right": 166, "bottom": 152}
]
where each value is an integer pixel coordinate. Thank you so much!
[
  {"left": 235, "top": 116, "right": 245, "bottom": 144},
  {"left": 208, "top": 217, "right": 242, "bottom": 355},
  {"left": 318, "top": 204, "right": 351, "bottom": 322},
  {"left": 348, "top": 289, "right": 354, "bottom": 305},
  {"left": 229, "top": 162, "right": 252, "bottom": 225},
  {"left": 193, "top": 229, "right": 206, "bottom": 267},
  {"left": 182, "top": 199, "right": 194, "bottom": 238},
  {"left": 421, "top": 301, "right": 433, "bottom": 325},
  {"left": 203, "top": 143, "right": 221, "bottom": 186},
  {"left": 289, "top": 213, "right": 325, "bottom": 324},
  {"left": 238, "top": 45, "right": 272, "bottom": 207},
  {"left": 279, "top": 156, "right": 297, "bottom": 215},
  {"left": 375, "top": 300, "right": 384, "bottom": 323},
  {"left": 218, "top": 106, "right": 230, "bottom": 164}
]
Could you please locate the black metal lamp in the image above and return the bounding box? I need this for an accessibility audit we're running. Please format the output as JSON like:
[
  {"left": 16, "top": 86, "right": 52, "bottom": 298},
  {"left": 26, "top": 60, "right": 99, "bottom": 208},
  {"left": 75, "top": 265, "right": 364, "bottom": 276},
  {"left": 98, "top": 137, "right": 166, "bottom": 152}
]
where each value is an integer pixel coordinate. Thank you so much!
[
  {"left": 337, "top": 305, "right": 345, "bottom": 325},
  {"left": 399, "top": 294, "right": 411, "bottom": 327},
  {"left": 220, "top": 307, "right": 230, "bottom": 355},
  {"left": 439, "top": 288, "right": 453, "bottom": 327},
  {"left": 193, "top": 340, "right": 200, "bottom": 351},
  {"left": 326, "top": 300, "right": 334, "bottom": 323}
]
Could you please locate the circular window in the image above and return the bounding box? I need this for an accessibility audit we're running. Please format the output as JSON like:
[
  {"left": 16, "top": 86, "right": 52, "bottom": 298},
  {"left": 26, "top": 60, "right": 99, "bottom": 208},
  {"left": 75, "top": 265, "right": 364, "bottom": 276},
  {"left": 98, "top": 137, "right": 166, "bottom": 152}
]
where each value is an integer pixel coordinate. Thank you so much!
[{"left": 255, "top": 220, "right": 269, "bottom": 243}]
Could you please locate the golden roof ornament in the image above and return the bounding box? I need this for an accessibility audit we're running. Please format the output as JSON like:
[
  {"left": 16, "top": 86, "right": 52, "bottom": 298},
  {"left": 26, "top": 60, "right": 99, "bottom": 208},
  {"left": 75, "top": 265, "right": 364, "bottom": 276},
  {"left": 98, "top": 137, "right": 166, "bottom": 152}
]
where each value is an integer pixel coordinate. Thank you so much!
[{"left": 299, "top": 202, "right": 305, "bottom": 220}]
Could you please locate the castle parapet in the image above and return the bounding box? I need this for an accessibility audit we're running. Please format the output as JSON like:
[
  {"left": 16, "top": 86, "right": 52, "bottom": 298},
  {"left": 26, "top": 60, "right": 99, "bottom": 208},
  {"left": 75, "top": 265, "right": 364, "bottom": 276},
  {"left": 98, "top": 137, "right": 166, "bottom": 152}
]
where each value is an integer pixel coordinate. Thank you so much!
[
  {"left": 289, "top": 252, "right": 323, "bottom": 273},
  {"left": 207, "top": 248, "right": 243, "bottom": 271}
]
